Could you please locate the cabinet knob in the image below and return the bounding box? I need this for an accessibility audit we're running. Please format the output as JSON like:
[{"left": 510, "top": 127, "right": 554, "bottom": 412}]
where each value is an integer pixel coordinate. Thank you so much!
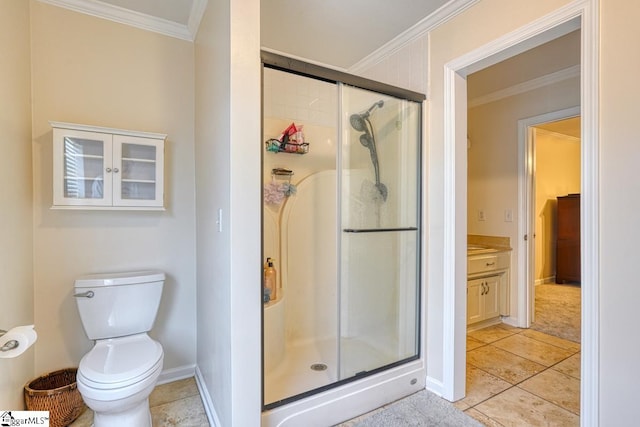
[
  {"left": 106, "top": 167, "right": 112, "bottom": 173},
  {"left": 113, "top": 168, "right": 120, "bottom": 173}
]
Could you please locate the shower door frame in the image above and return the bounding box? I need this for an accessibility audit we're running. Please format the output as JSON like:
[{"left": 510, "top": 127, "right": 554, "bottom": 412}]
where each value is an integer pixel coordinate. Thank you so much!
[{"left": 261, "top": 51, "right": 426, "bottom": 414}]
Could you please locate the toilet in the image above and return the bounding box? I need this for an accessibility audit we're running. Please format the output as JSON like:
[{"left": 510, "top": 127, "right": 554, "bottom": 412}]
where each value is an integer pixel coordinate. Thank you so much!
[{"left": 74, "top": 270, "right": 165, "bottom": 427}]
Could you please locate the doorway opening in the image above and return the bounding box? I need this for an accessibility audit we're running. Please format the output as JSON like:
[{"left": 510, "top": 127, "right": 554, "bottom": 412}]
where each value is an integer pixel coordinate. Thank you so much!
[
  {"left": 463, "top": 25, "right": 582, "bottom": 419},
  {"left": 441, "top": 2, "right": 599, "bottom": 422},
  {"left": 526, "top": 114, "right": 582, "bottom": 345}
]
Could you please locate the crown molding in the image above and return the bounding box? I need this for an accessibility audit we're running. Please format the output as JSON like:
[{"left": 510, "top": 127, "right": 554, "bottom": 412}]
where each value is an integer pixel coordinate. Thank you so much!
[
  {"left": 37, "top": 0, "right": 208, "bottom": 42},
  {"left": 188, "top": 0, "right": 208, "bottom": 38},
  {"left": 349, "top": 0, "right": 480, "bottom": 74},
  {"left": 468, "top": 64, "right": 580, "bottom": 108}
]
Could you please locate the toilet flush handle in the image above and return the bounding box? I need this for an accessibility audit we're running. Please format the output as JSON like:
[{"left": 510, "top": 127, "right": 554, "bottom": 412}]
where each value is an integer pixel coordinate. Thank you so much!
[{"left": 73, "top": 290, "right": 95, "bottom": 298}]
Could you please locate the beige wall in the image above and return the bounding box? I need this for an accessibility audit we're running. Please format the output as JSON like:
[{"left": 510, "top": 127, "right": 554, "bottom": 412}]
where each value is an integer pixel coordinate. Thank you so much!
[
  {"left": 533, "top": 129, "right": 580, "bottom": 283},
  {"left": 30, "top": 2, "right": 196, "bottom": 376},
  {"left": 600, "top": 0, "right": 640, "bottom": 422},
  {"left": 194, "top": 1, "right": 232, "bottom": 424},
  {"left": 354, "top": 35, "right": 429, "bottom": 95},
  {"left": 195, "top": 0, "right": 261, "bottom": 424},
  {"left": 0, "top": 0, "right": 34, "bottom": 408}
]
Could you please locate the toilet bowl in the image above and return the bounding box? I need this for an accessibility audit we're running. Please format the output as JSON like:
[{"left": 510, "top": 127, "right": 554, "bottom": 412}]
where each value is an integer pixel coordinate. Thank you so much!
[{"left": 74, "top": 271, "right": 165, "bottom": 427}]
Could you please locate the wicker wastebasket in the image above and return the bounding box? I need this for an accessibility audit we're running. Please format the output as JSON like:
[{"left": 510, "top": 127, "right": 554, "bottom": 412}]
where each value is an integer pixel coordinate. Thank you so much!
[{"left": 24, "top": 368, "right": 85, "bottom": 427}]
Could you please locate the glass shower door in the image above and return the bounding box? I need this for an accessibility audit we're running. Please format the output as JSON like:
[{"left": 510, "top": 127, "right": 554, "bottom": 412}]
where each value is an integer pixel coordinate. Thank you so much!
[{"left": 339, "top": 85, "right": 421, "bottom": 379}]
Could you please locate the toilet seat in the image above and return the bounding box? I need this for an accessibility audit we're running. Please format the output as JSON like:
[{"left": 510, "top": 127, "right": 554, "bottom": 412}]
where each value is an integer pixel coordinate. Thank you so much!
[{"left": 78, "top": 333, "right": 163, "bottom": 390}]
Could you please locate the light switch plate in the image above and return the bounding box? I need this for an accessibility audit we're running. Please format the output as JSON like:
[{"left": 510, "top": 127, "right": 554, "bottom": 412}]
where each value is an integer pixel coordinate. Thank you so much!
[{"left": 504, "top": 209, "right": 513, "bottom": 222}]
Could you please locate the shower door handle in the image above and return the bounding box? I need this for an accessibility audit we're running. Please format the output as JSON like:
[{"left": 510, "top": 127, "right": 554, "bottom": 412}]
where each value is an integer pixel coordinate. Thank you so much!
[{"left": 343, "top": 227, "right": 418, "bottom": 233}]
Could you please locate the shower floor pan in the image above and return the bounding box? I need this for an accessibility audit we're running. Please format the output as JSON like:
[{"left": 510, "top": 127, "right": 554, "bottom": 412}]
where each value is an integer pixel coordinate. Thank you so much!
[{"left": 264, "top": 336, "right": 396, "bottom": 405}]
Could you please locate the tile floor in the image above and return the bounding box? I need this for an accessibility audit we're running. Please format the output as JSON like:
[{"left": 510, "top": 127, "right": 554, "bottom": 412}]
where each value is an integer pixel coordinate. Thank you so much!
[
  {"left": 458, "top": 323, "right": 581, "bottom": 426},
  {"left": 69, "top": 377, "right": 210, "bottom": 427},
  {"left": 69, "top": 327, "right": 580, "bottom": 427}
]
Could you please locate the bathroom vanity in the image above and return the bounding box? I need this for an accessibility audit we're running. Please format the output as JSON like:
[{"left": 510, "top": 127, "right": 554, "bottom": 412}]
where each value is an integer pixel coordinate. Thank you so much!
[{"left": 467, "top": 242, "right": 511, "bottom": 329}]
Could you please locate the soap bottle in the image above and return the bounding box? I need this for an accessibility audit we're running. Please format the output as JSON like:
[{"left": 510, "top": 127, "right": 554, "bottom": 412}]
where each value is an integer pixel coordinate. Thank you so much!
[{"left": 264, "top": 258, "right": 277, "bottom": 301}]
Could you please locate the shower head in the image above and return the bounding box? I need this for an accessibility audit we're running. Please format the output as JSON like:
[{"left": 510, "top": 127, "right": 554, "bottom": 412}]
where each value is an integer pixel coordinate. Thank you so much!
[
  {"left": 349, "top": 114, "right": 368, "bottom": 132},
  {"left": 349, "top": 100, "right": 385, "bottom": 132},
  {"left": 359, "top": 133, "right": 372, "bottom": 148}
]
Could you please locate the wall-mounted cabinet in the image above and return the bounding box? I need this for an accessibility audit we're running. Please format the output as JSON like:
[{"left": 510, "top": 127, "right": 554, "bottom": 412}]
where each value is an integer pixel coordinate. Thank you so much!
[{"left": 51, "top": 122, "right": 166, "bottom": 210}]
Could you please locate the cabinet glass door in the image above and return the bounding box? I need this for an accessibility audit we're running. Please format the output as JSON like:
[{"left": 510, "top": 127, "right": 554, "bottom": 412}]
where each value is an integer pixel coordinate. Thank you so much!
[
  {"left": 113, "top": 135, "right": 163, "bottom": 207},
  {"left": 53, "top": 129, "right": 113, "bottom": 206}
]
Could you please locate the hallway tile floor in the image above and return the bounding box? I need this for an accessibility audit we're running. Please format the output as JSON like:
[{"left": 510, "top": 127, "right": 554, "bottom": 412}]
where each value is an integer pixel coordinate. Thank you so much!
[{"left": 459, "top": 324, "right": 580, "bottom": 426}]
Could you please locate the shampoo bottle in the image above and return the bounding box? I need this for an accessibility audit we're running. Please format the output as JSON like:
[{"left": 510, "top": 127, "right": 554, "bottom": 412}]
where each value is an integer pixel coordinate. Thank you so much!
[{"left": 264, "top": 258, "right": 277, "bottom": 301}]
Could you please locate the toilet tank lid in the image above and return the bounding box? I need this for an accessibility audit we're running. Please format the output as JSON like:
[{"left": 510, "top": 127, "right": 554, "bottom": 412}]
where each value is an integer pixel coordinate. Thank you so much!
[{"left": 75, "top": 270, "right": 165, "bottom": 287}]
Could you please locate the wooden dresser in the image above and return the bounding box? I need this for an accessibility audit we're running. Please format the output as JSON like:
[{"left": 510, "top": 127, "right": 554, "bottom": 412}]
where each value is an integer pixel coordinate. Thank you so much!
[{"left": 556, "top": 194, "right": 581, "bottom": 284}]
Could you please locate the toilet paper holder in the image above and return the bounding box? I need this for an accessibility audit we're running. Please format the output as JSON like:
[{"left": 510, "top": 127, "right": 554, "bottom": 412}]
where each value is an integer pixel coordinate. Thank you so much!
[{"left": 0, "top": 329, "right": 19, "bottom": 352}]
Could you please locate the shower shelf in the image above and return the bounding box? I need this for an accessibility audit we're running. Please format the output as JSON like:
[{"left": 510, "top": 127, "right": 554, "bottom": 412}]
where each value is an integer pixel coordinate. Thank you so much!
[
  {"left": 265, "top": 139, "right": 309, "bottom": 154},
  {"left": 272, "top": 168, "right": 293, "bottom": 177},
  {"left": 343, "top": 227, "right": 418, "bottom": 233}
]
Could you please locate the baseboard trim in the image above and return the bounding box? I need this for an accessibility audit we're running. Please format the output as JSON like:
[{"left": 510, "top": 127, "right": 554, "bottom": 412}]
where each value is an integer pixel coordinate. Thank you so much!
[
  {"left": 501, "top": 316, "right": 521, "bottom": 328},
  {"left": 425, "top": 376, "right": 444, "bottom": 397},
  {"left": 535, "top": 276, "right": 556, "bottom": 286},
  {"left": 157, "top": 364, "right": 196, "bottom": 385},
  {"left": 195, "top": 365, "right": 222, "bottom": 427}
]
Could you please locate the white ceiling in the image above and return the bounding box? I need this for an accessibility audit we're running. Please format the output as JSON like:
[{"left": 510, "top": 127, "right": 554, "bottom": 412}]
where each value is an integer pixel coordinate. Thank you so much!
[
  {"left": 261, "top": 0, "right": 451, "bottom": 69},
  {"left": 468, "top": 30, "right": 581, "bottom": 99}
]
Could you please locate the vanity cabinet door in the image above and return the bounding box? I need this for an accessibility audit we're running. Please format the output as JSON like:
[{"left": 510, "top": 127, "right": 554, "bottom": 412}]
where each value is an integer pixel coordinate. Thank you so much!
[
  {"left": 482, "top": 275, "right": 500, "bottom": 320},
  {"left": 53, "top": 128, "right": 113, "bottom": 207},
  {"left": 467, "top": 278, "right": 484, "bottom": 324},
  {"left": 467, "top": 275, "right": 501, "bottom": 325}
]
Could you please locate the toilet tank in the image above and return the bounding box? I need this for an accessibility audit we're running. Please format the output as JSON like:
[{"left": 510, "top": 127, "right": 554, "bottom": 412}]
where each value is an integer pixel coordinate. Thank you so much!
[{"left": 74, "top": 271, "right": 165, "bottom": 340}]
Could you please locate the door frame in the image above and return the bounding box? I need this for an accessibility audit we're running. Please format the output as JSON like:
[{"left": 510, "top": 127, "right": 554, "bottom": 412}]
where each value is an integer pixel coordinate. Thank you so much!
[
  {"left": 517, "top": 106, "right": 581, "bottom": 328},
  {"left": 441, "top": 1, "right": 599, "bottom": 425}
]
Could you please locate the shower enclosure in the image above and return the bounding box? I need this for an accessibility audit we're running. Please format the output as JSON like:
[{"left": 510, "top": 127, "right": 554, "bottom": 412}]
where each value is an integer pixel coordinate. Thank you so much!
[{"left": 262, "top": 53, "right": 423, "bottom": 424}]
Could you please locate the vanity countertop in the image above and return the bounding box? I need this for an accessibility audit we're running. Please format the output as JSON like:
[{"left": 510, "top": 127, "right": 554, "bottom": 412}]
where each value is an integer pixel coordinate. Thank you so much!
[{"left": 467, "top": 234, "right": 511, "bottom": 255}]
